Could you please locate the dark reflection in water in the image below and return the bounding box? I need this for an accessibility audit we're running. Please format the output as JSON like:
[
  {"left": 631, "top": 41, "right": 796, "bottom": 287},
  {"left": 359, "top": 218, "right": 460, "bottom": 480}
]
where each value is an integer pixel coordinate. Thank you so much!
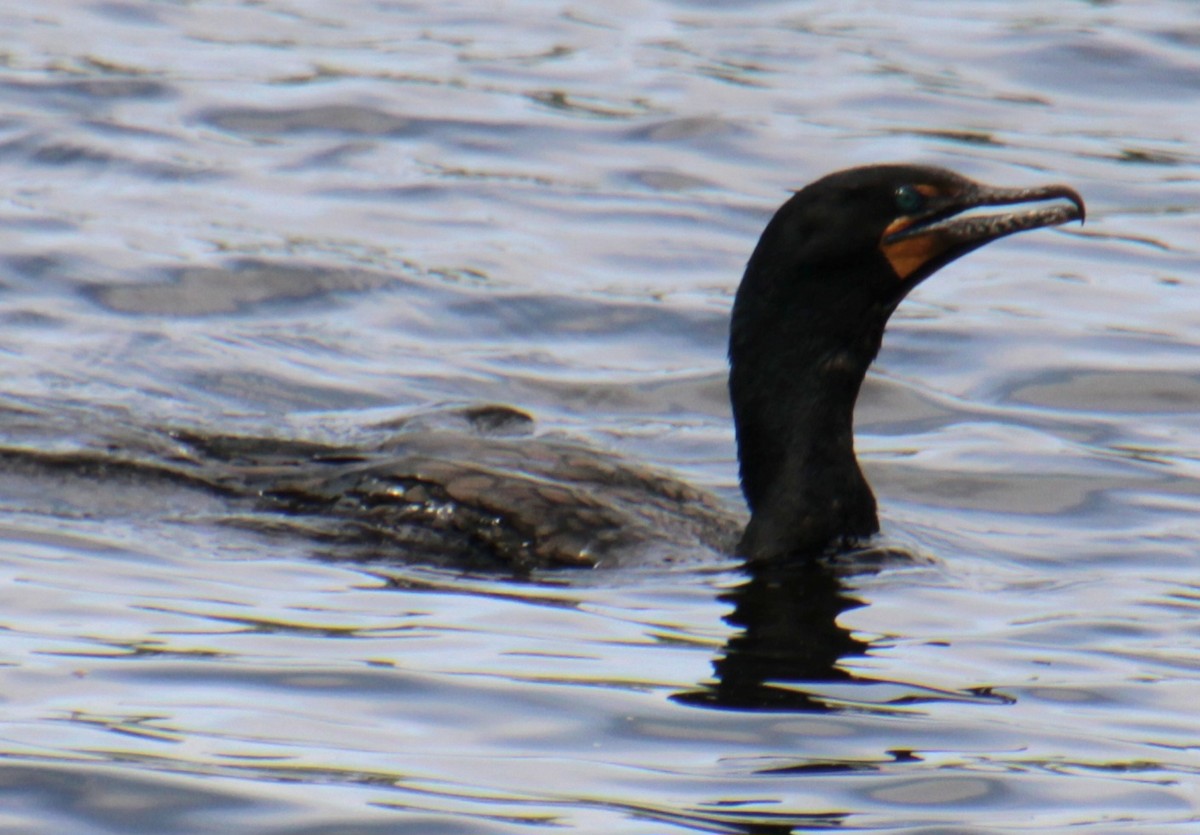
[
  {"left": 677, "top": 555, "right": 872, "bottom": 712},
  {"left": 679, "top": 550, "right": 1017, "bottom": 715}
]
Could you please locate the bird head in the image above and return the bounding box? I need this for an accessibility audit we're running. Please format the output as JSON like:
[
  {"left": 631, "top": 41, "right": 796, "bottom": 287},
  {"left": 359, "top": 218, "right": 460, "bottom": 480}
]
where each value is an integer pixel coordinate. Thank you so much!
[{"left": 733, "top": 164, "right": 1085, "bottom": 361}]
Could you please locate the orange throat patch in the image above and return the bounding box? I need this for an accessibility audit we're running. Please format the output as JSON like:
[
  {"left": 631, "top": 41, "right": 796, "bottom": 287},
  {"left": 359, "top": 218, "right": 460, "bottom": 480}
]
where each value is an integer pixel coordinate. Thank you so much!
[{"left": 879, "top": 217, "right": 948, "bottom": 281}]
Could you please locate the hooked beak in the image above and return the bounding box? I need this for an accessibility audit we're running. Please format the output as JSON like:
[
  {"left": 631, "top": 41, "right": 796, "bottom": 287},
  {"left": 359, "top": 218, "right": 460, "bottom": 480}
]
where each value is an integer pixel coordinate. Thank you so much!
[{"left": 880, "top": 181, "right": 1085, "bottom": 285}]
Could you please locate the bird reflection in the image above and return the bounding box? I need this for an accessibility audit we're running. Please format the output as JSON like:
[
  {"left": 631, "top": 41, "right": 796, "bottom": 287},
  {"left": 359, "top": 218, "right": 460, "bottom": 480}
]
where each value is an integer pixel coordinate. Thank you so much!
[{"left": 676, "top": 551, "right": 892, "bottom": 711}]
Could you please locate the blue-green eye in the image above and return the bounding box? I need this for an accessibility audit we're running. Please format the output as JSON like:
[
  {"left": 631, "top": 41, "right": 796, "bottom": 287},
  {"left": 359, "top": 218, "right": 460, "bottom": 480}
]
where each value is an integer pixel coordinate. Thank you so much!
[{"left": 895, "top": 184, "right": 924, "bottom": 214}]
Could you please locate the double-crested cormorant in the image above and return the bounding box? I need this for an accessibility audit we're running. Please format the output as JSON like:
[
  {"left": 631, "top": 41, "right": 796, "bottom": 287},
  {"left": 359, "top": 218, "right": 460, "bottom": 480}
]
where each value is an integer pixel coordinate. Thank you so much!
[
  {"left": 3, "top": 165, "right": 1082, "bottom": 569},
  {"left": 228, "top": 164, "right": 1081, "bottom": 568}
]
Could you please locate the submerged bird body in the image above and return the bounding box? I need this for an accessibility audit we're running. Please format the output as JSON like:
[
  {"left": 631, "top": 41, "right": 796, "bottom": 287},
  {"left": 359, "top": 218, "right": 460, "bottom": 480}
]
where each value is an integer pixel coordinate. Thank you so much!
[{"left": 174, "top": 412, "right": 742, "bottom": 569}]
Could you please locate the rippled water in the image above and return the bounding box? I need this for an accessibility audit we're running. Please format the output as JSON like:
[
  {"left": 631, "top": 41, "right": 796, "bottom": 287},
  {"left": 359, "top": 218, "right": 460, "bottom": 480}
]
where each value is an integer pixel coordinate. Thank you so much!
[{"left": 1, "top": 1, "right": 1199, "bottom": 832}]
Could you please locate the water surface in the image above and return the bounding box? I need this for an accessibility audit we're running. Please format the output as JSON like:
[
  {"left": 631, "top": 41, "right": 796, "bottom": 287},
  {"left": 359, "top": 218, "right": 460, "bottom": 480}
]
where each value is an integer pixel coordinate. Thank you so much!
[{"left": 1, "top": 1, "right": 1198, "bottom": 832}]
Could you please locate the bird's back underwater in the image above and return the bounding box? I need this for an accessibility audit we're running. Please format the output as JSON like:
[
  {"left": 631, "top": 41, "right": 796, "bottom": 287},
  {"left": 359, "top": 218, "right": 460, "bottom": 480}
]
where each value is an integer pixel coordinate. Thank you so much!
[{"left": 0, "top": 403, "right": 742, "bottom": 572}]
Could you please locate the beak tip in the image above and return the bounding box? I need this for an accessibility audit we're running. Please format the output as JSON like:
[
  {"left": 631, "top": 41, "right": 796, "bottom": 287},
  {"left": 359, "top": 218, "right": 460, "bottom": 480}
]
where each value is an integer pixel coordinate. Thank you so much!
[{"left": 1064, "top": 187, "right": 1086, "bottom": 225}]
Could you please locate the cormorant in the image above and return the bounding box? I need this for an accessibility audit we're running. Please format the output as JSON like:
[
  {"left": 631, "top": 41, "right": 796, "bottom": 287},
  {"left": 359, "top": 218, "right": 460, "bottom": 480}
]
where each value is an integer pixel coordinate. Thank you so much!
[
  {"left": 232, "top": 164, "right": 1082, "bottom": 568},
  {"left": 12, "top": 165, "right": 1081, "bottom": 569}
]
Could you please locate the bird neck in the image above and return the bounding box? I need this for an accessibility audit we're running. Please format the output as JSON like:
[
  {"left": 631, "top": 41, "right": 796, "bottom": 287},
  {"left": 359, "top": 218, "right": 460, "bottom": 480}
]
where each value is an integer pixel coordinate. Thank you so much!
[{"left": 728, "top": 288, "right": 883, "bottom": 560}]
